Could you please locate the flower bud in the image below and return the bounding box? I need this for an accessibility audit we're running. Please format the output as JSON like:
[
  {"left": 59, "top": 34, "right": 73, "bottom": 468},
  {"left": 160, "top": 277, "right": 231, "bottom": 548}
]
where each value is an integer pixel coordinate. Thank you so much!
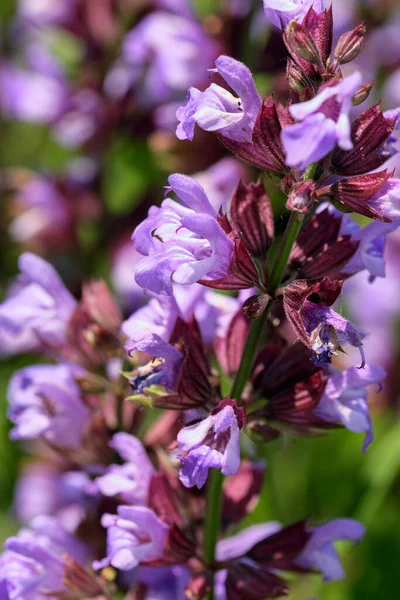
[
  {"left": 285, "top": 21, "right": 323, "bottom": 66},
  {"left": 334, "top": 24, "right": 366, "bottom": 65},
  {"left": 286, "top": 59, "right": 310, "bottom": 92},
  {"left": 242, "top": 294, "right": 271, "bottom": 320},
  {"left": 286, "top": 180, "right": 315, "bottom": 213},
  {"left": 352, "top": 82, "right": 373, "bottom": 106}
]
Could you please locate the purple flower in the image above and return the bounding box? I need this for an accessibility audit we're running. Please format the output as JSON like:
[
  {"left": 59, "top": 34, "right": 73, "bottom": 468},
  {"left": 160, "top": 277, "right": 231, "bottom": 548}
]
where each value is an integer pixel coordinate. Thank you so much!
[
  {"left": 0, "top": 253, "right": 77, "bottom": 349},
  {"left": 365, "top": 178, "right": 400, "bottom": 221},
  {"left": 194, "top": 158, "right": 246, "bottom": 213},
  {"left": 17, "top": 0, "right": 76, "bottom": 27},
  {"left": 53, "top": 89, "right": 104, "bottom": 149},
  {"left": 122, "top": 295, "right": 180, "bottom": 343},
  {"left": 132, "top": 174, "right": 234, "bottom": 296},
  {"left": 111, "top": 241, "right": 146, "bottom": 311},
  {"left": 281, "top": 73, "right": 362, "bottom": 170},
  {"left": 1, "top": 516, "right": 89, "bottom": 600},
  {"left": 216, "top": 523, "right": 281, "bottom": 562},
  {"left": 126, "top": 334, "right": 183, "bottom": 397},
  {"left": 137, "top": 565, "right": 191, "bottom": 600},
  {"left": 15, "top": 463, "right": 97, "bottom": 531},
  {"left": 301, "top": 301, "right": 365, "bottom": 368},
  {"left": 177, "top": 399, "right": 245, "bottom": 489},
  {"left": 0, "top": 65, "right": 67, "bottom": 123},
  {"left": 7, "top": 363, "right": 90, "bottom": 447},
  {"left": 314, "top": 365, "right": 386, "bottom": 451},
  {"left": 9, "top": 176, "right": 70, "bottom": 246},
  {"left": 93, "top": 506, "right": 169, "bottom": 571},
  {"left": 104, "top": 11, "right": 219, "bottom": 105},
  {"left": 176, "top": 55, "right": 262, "bottom": 143},
  {"left": 295, "top": 519, "right": 365, "bottom": 580},
  {"left": 341, "top": 219, "right": 399, "bottom": 279},
  {"left": 263, "top": 0, "right": 323, "bottom": 30},
  {"left": 94, "top": 433, "right": 155, "bottom": 504}
]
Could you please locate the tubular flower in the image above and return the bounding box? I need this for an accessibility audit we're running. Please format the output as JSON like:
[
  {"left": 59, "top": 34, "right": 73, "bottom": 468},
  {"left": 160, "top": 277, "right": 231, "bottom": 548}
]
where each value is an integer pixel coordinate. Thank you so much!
[
  {"left": 177, "top": 399, "right": 245, "bottom": 489},
  {"left": 281, "top": 72, "right": 362, "bottom": 170},
  {"left": 263, "top": 0, "right": 323, "bottom": 31},
  {"left": 132, "top": 174, "right": 233, "bottom": 296},
  {"left": 176, "top": 55, "right": 261, "bottom": 143}
]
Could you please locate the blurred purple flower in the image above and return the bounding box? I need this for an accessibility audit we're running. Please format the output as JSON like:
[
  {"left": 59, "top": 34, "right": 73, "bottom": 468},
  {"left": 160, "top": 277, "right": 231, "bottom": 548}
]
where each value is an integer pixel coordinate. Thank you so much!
[
  {"left": 1, "top": 515, "right": 89, "bottom": 600},
  {"left": 177, "top": 399, "right": 245, "bottom": 489},
  {"left": 17, "top": 0, "right": 76, "bottom": 27},
  {"left": 281, "top": 73, "right": 362, "bottom": 170},
  {"left": 7, "top": 363, "right": 90, "bottom": 447},
  {"left": 0, "top": 253, "right": 76, "bottom": 349},
  {"left": 93, "top": 506, "right": 169, "bottom": 571},
  {"left": 95, "top": 433, "right": 155, "bottom": 504},
  {"left": 105, "top": 11, "right": 219, "bottom": 106},
  {"left": 15, "top": 463, "right": 97, "bottom": 531},
  {"left": 54, "top": 89, "right": 104, "bottom": 149},
  {"left": 263, "top": 0, "right": 323, "bottom": 30},
  {"left": 176, "top": 55, "right": 261, "bottom": 143},
  {"left": 132, "top": 174, "right": 233, "bottom": 296},
  {"left": 295, "top": 519, "right": 365, "bottom": 580},
  {"left": 9, "top": 176, "right": 70, "bottom": 246},
  {"left": 314, "top": 365, "right": 386, "bottom": 451}
]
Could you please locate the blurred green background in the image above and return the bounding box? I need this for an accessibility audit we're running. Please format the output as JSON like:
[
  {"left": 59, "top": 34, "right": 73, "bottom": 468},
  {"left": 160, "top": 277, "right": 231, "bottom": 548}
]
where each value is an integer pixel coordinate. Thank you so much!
[{"left": 1, "top": 1, "right": 400, "bottom": 599}]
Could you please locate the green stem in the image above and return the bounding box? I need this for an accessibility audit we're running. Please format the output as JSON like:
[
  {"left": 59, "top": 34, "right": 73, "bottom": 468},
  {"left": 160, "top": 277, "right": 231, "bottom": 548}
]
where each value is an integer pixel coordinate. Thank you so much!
[{"left": 204, "top": 205, "right": 308, "bottom": 599}]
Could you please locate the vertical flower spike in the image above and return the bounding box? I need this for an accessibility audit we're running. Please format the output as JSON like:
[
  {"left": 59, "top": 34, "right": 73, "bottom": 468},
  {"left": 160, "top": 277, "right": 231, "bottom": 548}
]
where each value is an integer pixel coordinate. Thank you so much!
[
  {"left": 283, "top": 278, "right": 365, "bottom": 368},
  {"left": 263, "top": 0, "right": 323, "bottom": 31},
  {"left": 281, "top": 73, "right": 362, "bottom": 170},
  {"left": 177, "top": 399, "right": 245, "bottom": 489},
  {"left": 176, "top": 55, "right": 261, "bottom": 143}
]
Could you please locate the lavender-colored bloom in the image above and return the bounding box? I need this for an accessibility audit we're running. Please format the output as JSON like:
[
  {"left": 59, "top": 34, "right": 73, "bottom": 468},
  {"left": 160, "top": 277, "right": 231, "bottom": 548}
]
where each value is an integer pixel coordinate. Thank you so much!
[
  {"left": 216, "top": 523, "right": 281, "bottom": 562},
  {"left": 53, "top": 89, "right": 104, "bottom": 148},
  {"left": 126, "top": 334, "right": 183, "bottom": 395},
  {"left": 194, "top": 158, "right": 246, "bottom": 213},
  {"left": 7, "top": 363, "right": 90, "bottom": 447},
  {"left": 281, "top": 73, "right": 362, "bottom": 170},
  {"left": 132, "top": 174, "right": 233, "bottom": 296},
  {"left": 301, "top": 301, "right": 364, "bottom": 368},
  {"left": 0, "top": 66, "right": 67, "bottom": 123},
  {"left": 15, "top": 463, "right": 97, "bottom": 531},
  {"left": 1, "top": 516, "right": 89, "bottom": 600},
  {"left": 366, "top": 178, "right": 400, "bottom": 221},
  {"left": 137, "top": 565, "right": 191, "bottom": 600},
  {"left": 341, "top": 219, "right": 399, "bottom": 279},
  {"left": 295, "top": 519, "right": 365, "bottom": 580},
  {"left": 95, "top": 433, "right": 155, "bottom": 504},
  {"left": 17, "top": 0, "right": 75, "bottom": 27},
  {"left": 177, "top": 401, "right": 243, "bottom": 489},
  {"left": 314, "top": 365, "right": 386, "bottom": 451},
  {"left": 0, "top": 253, "right": 76, "bottom": 349},
  {"left": 9, "top": 176, "right": 70, "bottom": 245},
  {"left": 105, "top": 11, "right": 218, "bottom": 106},
  {"left": 122, "top": 295, "right": 181, "bottom": 343},
  {"left": 111, "top": 241, "right": 146, "bottom": 311},
  {"left": 176, "top": 55, "right": 262, "bottom": 143},
  {"left": 263, "top": 0, "right": 323, "bottom": 30},
  {"left": 93, "top": 506, "right": 169, "bottom": 571}
]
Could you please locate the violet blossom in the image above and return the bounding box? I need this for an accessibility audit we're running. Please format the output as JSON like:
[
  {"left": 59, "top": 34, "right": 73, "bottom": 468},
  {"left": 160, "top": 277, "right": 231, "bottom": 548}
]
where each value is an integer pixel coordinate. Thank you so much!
[
  {"left": 263, "top": 0, "right": 324, "bottom": 30},
  {"left": 281, "top": 73, "right": 362, "bottom": 170},
  {"left": 94, "top": 433, "right": 155, "bottom": 504},
  {"left": 7, "top": 363, "right": 90, "bottom": 447},
  {"left": 0, "top": 515, "right": 89, "bottom": 600},
  {"left": 176, "top": 55, "right": 262, "bottom": 143},
  {"left": 93, "top": 506, "right": 169, "bottom": 571},
  {"left": 0, "top": 253, "right": 77, "bottom": 349},
  {"left": 132, "top": 174, "right": 234, "bottom": 296},
  {"left": 105, "top": 11, "right": 219, "bottom": 105},
  {"left": 177, "top": 399, "right": 245, "bottom": 489},
  {"left": 314, "top": 365, "right": 386, "bottom": 451},
  {"left": 295, "top": 519, "right": 365, "bottom": 580},
  {"left": 301, "top": 301, "right": 365, "bottom": 368}
]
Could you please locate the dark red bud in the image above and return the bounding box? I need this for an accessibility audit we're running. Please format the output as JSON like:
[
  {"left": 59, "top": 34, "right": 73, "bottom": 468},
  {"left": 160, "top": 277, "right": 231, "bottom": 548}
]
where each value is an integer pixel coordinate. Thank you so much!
[
  {"left": 286, "top": 60, "right": 310, "bottom": 92},
  {"left": 334, "top": 24, "right": 366, "bottom": 65},
  {"left": 185, "top": 574, "right": 211, "bottom": 600},
  {"left": 285, "top": 21, "right": 323, "bottom": 66},
  {"left": 242, "top": 294, "right": 271, "bottom": 320},
  {"left": 286, "top": 181, "right": 315, "bottom": 213},
  {"left": 229, "top": 179, "right": 274, "bottom": 258}
]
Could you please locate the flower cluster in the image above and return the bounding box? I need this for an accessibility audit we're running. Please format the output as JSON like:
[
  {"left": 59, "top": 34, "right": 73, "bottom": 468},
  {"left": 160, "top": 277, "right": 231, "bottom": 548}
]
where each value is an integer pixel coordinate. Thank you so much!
[{"left": 1, "top": 1, "right": 399, "bottom": 599}]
